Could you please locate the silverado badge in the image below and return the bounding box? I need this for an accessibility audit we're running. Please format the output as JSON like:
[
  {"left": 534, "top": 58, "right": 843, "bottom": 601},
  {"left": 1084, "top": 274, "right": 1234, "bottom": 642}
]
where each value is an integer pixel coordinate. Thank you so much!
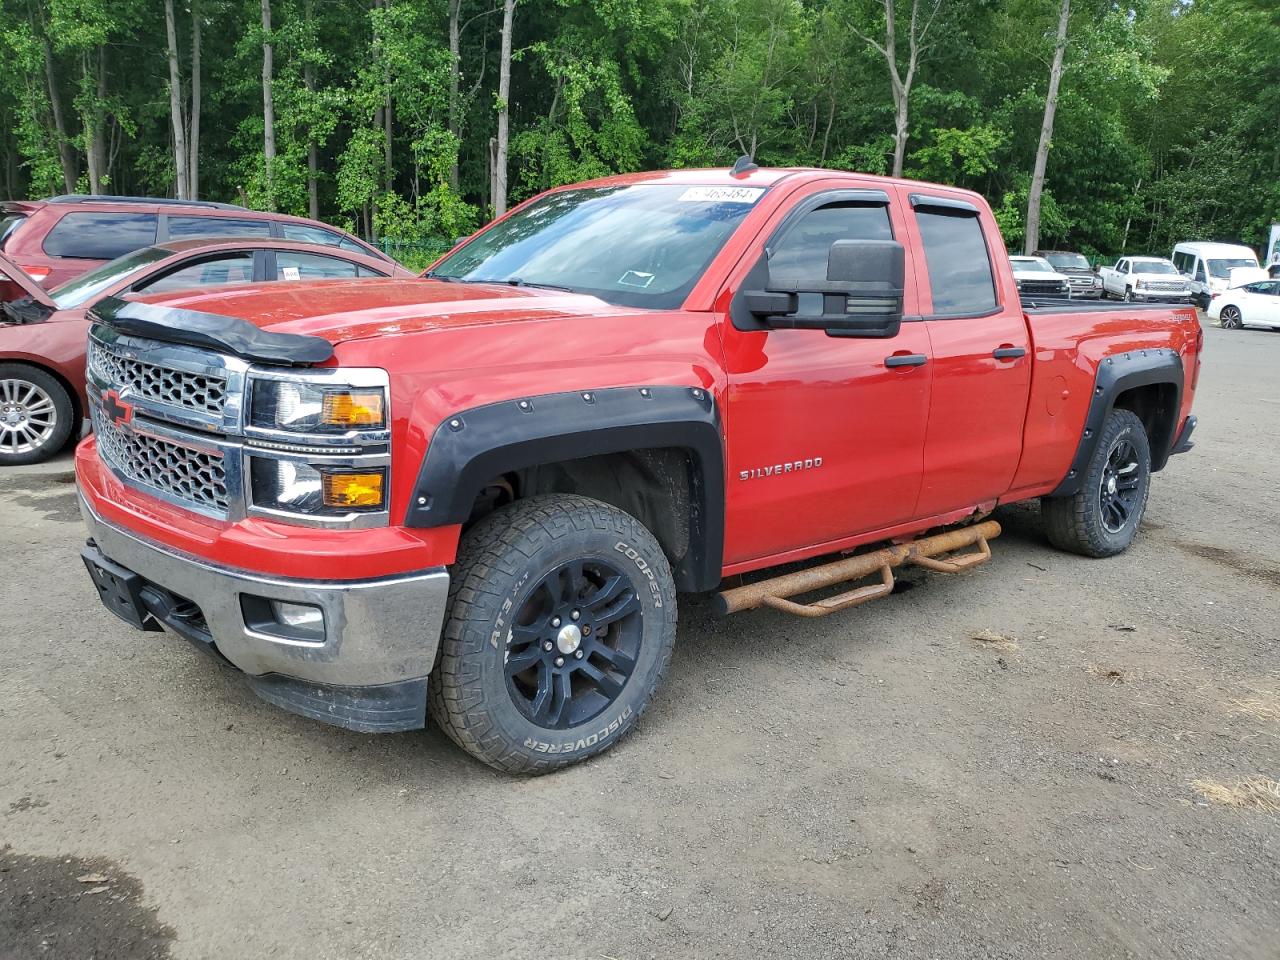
[{"left": 739, "top": 457, "right": 823, "bottom": 480}]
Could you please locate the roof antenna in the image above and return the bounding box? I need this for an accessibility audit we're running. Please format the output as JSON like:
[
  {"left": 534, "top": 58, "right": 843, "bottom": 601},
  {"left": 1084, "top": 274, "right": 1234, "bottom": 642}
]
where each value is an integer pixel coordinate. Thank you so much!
[{"left": 730, "top": 154, "right": 759, "bottom": 178}]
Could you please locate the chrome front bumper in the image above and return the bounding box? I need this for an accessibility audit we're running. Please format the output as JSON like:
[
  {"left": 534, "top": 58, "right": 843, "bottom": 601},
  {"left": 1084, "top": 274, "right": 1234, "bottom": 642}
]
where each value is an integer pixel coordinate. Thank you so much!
[{"left": 79, "top": 495, "right": 450, "bottom": 731}]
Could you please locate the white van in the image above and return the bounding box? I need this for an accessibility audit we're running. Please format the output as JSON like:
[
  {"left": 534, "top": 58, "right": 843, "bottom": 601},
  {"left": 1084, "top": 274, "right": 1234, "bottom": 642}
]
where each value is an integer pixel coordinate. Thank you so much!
[{"left": 1171, "top": 242, "right": 1264, "bottom": 307}]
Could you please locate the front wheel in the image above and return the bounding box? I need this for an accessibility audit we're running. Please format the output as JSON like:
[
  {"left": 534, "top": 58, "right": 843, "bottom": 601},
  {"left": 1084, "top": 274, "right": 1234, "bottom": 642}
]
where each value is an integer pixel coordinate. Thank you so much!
[
  {"left": 1042, "top": 408, "right": 1152, "bottom": 558},
  {"left": 0, "top": 364, "right": 74, "bottom": 466},
  {"left": 1219, "top": 305, "right": 1243, "bottom": 329},
  {"left": 1124, "top": 287, "right": 1136, "bottom": 302},
  {"left": 429, "top": 494, "right": 677, "bottom": 773}
]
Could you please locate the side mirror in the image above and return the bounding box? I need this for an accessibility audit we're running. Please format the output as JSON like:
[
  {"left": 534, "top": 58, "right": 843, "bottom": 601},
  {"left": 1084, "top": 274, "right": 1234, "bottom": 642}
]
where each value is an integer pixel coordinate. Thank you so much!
[{"left": 746, "top": 239, "right": 905, "bottom": 338}]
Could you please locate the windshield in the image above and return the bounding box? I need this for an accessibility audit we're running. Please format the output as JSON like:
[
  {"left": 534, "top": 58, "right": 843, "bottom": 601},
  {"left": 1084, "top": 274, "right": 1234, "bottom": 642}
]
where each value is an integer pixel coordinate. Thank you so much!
[
  {"left": 428, "top": 183, "right": 765, "bottom": 308},
  {"left": 1133, "top": 260, "right": 1178, "bottom": 275},
  {"left": 1045, "top": 252, "right": 1089, "bottom": 270},
  {"left": 1207, "top": 257, "right": 1257, "bottom": 279},
  {"left": 1013, "top": 258, "right": 1053, "bottom": 273},
  {"left": 48, "top": 246, "right": 172, "bottom": 309}
]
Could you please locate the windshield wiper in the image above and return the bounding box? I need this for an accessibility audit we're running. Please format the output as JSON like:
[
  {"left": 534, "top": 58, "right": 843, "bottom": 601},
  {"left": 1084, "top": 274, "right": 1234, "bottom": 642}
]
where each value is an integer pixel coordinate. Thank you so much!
[{"left": 507, "top": 277, "right": 576, "bottom": 293}]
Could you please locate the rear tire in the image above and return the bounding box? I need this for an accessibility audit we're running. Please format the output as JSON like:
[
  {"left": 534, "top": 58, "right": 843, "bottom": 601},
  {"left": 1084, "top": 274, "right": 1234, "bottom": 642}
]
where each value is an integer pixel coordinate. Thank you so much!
[
  {"left": 1042, "top": 408, "right": 1151, "bottom": 558},
  {"left": 0, "top": 364, "right": 74, "bottom": 466},
  {"left": 1219, "top": 305, "right": 1243, "bottom": 329},
  {"left": 429, "top": 494, "right": 678, "bottom": 774}
]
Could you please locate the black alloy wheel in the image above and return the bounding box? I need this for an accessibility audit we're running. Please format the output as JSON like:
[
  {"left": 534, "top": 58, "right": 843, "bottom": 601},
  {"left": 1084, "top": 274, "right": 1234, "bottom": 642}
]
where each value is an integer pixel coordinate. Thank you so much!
[
  {"left": 504, "top": 556, "right": 644, "bottom": 729},
  {"left": 1098, "top": 438, "right": 1143, "bottom": 534}
]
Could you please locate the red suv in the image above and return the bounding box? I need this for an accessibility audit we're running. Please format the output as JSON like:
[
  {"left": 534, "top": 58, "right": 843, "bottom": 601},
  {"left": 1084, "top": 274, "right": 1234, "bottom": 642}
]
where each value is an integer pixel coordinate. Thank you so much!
[{"left": 0, "top": 195, "right": 393, "bottom": 288}]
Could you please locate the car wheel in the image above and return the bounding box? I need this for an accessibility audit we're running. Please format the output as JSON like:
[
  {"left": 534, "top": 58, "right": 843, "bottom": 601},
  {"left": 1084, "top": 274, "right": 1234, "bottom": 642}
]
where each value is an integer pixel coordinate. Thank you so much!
[
  {"left": 1041, "top": 408, "right": 1151, "bottom": 558},
  {"left": 429, "top": 494, "right": 678, "bottom": 774},
  {"left": 1123, "top": 287, "right": 1135, "bottom": 302},
  {"left": 0, "top": 364, "right": 74, "bottom": 466},
  {"left": 1219, "top": 305, "right": 1243, "bottom": 329}
]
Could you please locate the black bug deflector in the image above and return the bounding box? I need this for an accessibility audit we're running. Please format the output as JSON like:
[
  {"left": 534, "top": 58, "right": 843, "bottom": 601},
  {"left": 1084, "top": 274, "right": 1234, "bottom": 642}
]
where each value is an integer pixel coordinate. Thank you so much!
[{"left": 90, "top": 296, "right": 334, "bottom": 366}]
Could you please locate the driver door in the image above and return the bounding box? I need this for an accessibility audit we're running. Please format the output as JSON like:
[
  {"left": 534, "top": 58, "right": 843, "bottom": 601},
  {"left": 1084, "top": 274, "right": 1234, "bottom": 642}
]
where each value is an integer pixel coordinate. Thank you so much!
[{"left": 720, "top": 185, "right": 933, "bottom": 567}]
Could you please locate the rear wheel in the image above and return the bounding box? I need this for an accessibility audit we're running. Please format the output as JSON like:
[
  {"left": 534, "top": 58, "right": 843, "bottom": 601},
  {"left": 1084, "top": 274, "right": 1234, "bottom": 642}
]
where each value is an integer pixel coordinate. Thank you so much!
[
  {"left": 429, "top": 494, "right": 677, "bottom": 774},
  {"left": 1219, "top": 305, "right": 1243, "bottom": 329},
  {"left": 1042, "top": 408, "right": 1151, "bottom": 558},
  {"left": 0, "top": 364, "right": 74, "bottom": 466}
]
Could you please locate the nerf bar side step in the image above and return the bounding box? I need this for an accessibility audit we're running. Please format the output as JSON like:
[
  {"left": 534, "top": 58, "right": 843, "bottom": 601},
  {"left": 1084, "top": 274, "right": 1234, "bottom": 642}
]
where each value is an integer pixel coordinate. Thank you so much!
[{"left": 714, "top": 521, "right": 1001, "bottom": 618}]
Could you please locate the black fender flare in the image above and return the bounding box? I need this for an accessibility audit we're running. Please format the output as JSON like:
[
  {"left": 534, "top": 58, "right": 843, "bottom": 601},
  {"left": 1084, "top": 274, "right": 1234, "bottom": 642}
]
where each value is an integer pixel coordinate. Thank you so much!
[
  {"left": 1050, "top": 347, "right": 1184, "bottom": 497},
  {"left": 405, "top": 385, "right": 725, "bottom": 592}
]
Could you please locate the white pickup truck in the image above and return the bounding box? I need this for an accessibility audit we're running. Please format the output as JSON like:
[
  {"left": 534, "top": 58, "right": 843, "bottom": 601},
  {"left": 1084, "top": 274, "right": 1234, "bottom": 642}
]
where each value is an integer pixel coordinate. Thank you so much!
[{"left": 1098, "top": 256, "right": 1194, "bottom": 303}]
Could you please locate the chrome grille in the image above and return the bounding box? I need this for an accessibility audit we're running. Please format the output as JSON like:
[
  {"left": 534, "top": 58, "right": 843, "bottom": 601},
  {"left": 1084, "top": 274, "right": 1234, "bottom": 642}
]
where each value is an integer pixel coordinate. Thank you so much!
[
  {"left": 92, "top": 407, "right": 229, "bottom": 513},
  {"left": 88, "top": 338, "right": 227, "bottom": 417},
  {"left": 1144, "top": 281, "right": 1187, "bottom": 292}
]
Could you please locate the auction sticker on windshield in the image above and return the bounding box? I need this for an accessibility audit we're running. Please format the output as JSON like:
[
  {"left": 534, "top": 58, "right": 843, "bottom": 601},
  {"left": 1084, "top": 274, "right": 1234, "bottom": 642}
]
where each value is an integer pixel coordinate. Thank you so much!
[{"left": 678, "top": 186, "right": 765, "bottom": 204}]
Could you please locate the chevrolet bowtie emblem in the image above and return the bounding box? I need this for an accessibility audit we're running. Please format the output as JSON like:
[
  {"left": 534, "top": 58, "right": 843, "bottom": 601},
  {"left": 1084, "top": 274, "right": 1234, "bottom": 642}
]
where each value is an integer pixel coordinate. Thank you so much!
[{"left": 101, "top": 389, "right": 133, "bottom": 427}]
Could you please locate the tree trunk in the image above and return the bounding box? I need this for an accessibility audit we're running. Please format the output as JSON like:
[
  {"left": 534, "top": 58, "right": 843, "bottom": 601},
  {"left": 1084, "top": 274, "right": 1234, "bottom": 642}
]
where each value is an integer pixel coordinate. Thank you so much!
[
  {"left": 448, "top": 0, "right": 461, "bottom": 190},
  {"left": 83, "top": 47, "right": 107, "bottom": 194},
  {"left": 189, "top": 0, "right": 202, "bottom": 198},
  {"left": 164, "top": 0, "right": 189, "bottom": 200},
  {"left": 261, "top": 0, "right": 277, "bottom": 209},
  {"left": 40, "top": 33, "right": 77, "bottom": 193},
  {"left": 383, "top": 91, "right": 393, "bottom": 193},
  {"left": 492, "top": 0, "right": 515, "bottom": 217},
  {"left": 1025, "top": 0, "right": 1070, "bottom": 255},
  {"left": 304, "top": 0, "right": 317, "bottom": 217}
]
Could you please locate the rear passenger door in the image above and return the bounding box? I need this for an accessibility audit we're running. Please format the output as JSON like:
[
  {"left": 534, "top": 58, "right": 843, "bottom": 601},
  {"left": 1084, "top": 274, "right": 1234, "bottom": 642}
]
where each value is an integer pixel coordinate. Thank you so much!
[{"left": 903, "top": 191, "right": 1031, "bottom": 518}]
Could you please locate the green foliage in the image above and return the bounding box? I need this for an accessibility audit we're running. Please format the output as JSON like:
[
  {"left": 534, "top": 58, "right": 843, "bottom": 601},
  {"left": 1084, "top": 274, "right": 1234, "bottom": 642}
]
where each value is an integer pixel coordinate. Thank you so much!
[{"left": 0, "top": 0, "right": 1272, "bottom": 262}]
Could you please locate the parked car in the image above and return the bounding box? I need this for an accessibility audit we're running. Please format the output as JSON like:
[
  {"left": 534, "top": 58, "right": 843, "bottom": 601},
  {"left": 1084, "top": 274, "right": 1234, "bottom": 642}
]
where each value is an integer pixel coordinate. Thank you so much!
[
  {"left": 1171, "top": 242, "right": 1265, "bottom": 308},
  {"left": 0, "top": 194, "right": 395, "bottom": 288},
  {"left": 75, "top": 165, "right": 1201, "bottom": 773},
  {"left": 1033, "top": 249, "right": 1103, "bottom": 299},
  {"left": 1098, "top": 256, "right": 1193, "bottom": 302},
  {"left": 1009, "top": 255, "right": 1071, "bottom": 299},
  {"left": 0, "top": 237, "right": 411, "bottom": 465},
  {"left": 1206, "top": 279, "right": 1280, "bottom": 330}
]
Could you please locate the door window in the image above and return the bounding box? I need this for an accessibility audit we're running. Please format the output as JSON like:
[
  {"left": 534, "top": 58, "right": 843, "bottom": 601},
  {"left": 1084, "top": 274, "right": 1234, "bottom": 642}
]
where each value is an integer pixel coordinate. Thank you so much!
[
  {"left": 274, "top": 251, "right": 365, "bottom": 280},
  {"left": 168, "top": 215, "right": 272, "bottom": 239},
  {"left": 43, "top": 212, "right": 159, "bottom": 260},
  {"left": 767, "top": 202, "right": 893, "bottom": 290},
  {"left": 915, "top": 208, "right": 997, "bottom": 315},
  {"left": 135, "top": 253, "right": 256, "bottom": 293},
  {"left": 1194, "top": 261, "right": 1206, "bottom": 283}
]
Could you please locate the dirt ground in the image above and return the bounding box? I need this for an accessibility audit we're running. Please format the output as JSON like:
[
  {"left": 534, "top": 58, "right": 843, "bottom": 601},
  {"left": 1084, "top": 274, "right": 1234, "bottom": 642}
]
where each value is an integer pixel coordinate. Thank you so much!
[{"left": 2, "top": 324, "right": 1277, "bottom": 960}]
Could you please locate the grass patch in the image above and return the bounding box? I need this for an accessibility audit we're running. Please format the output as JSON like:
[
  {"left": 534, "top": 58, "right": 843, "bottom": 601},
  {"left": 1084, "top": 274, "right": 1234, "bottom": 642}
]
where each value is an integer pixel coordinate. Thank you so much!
[
  {"left": 1229, "top": 691, "right": 1280, "bottom": 724},
  {"left": 1088, "top": 665, "right": 1131, "bottom": 685},
  {"left": 970, "top": 629, "right": 1019, "bottom": 653},
  {"left": 1191, "top": 776, "right": 1280, "bottom": 811}
]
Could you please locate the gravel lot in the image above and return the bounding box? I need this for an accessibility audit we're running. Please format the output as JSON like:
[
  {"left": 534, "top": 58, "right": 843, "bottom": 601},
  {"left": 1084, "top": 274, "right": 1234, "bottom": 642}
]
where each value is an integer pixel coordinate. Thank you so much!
[{"left": 2, "top": 323, "right": 1277, "bottom": 960}]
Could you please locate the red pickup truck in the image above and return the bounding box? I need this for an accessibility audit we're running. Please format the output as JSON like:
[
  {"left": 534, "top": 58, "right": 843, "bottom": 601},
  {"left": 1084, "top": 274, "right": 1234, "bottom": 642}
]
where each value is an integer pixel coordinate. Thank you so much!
[{"left": 75, "top": 166, "right": 1201, "bottom": 773}]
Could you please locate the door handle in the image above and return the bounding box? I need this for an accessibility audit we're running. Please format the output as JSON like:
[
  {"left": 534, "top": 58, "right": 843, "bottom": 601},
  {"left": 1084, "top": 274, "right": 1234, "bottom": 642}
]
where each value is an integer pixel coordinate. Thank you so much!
[
  {"left": 992, "top": 346, "right": 1027, "bottom": 360},
  {"left": 884, "top": 353, "right": 928, "bottom": 368}
]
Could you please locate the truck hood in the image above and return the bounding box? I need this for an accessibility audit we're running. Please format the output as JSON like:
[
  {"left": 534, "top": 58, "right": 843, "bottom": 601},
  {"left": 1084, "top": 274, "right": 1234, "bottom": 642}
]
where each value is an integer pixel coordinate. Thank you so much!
[{"left": 125, "top": 277, "right": 643, "bottom": 345}]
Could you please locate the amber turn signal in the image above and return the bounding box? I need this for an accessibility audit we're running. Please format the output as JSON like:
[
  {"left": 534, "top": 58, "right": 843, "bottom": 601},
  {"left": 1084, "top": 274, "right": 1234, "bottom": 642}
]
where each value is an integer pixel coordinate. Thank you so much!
[
  {"left": 322, "top": 471, "right": 385, "bottom": 509},
  {"left": 321, "top": 391, "right": 385, "bottom": 428}
]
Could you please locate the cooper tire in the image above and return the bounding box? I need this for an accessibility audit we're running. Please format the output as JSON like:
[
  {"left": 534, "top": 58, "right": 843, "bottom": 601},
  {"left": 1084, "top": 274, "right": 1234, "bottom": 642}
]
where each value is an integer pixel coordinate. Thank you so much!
[
  {"left": 1042, "top": 408, "right": 1152, "bottom": 558},
  {"left": 429, "top": 494, "right": 677, "bottom": 774},
  {"left": 0, "top": 364, "right": 74, "bottom": 466}
]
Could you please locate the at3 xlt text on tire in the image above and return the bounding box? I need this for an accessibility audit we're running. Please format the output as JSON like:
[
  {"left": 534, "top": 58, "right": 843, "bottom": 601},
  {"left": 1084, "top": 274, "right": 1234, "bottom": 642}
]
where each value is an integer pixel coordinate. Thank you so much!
[{"left": 428, "top": 494, "right": 678, "bottom": 774}]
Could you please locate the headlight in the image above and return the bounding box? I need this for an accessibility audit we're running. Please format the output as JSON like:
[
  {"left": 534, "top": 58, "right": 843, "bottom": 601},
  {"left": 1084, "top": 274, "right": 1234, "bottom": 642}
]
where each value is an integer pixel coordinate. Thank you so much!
[
  {"left": 250, "top": 458, "right": 387, "bottom": 516},
  {"left": 250, "top": 379, "right": 386, "bottom": 433}
]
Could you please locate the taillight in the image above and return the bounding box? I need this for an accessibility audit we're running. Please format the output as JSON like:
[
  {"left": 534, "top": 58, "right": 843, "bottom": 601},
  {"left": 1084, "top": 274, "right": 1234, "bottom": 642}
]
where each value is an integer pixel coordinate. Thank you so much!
[{"left": 22, "top": 265, "right": 50, "bottom": 284}]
